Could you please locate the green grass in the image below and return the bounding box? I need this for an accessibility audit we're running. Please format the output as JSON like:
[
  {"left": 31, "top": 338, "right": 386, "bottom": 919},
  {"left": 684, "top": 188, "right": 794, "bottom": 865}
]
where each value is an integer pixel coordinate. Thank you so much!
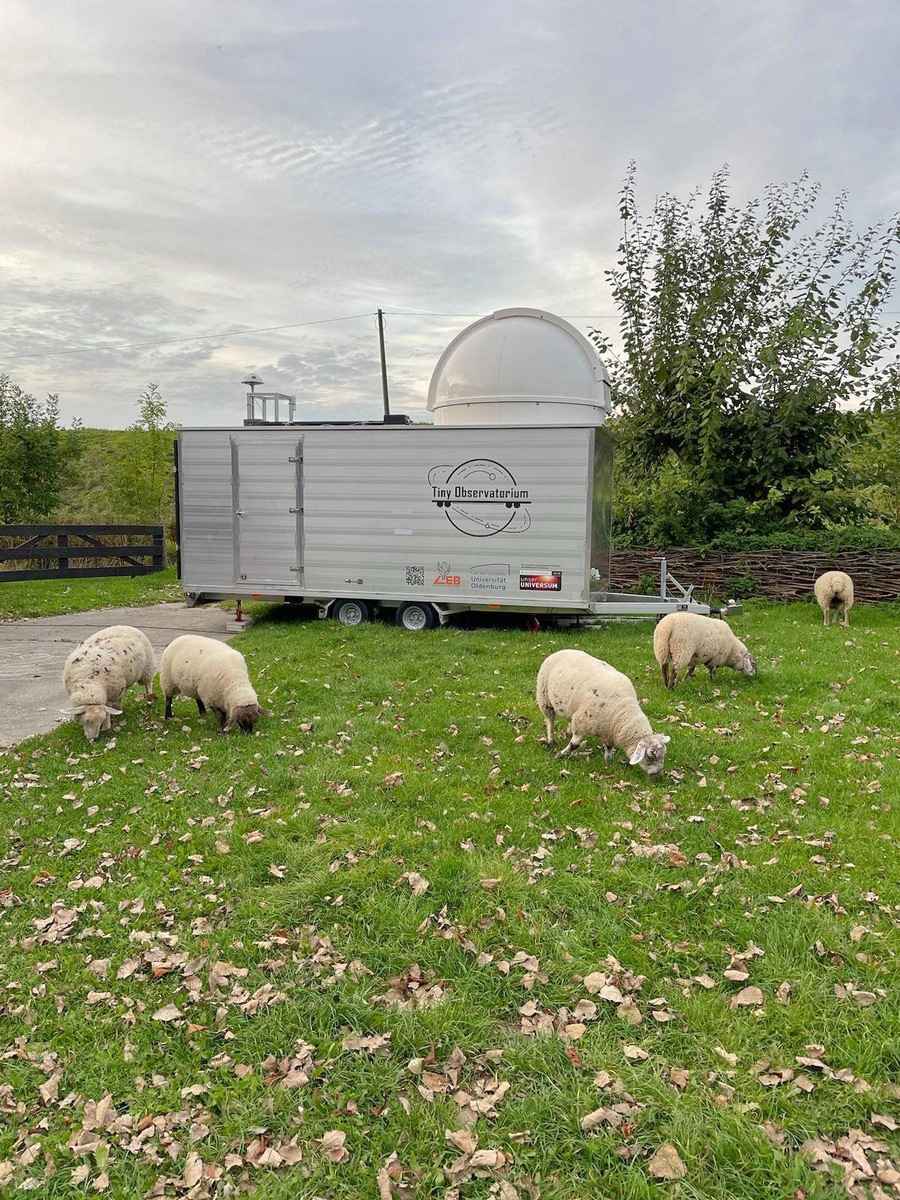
[
  {"left": 0, "top": 601, "right": 898, "bottom": 1197},
  {"left": 0, "top": 566, "right": 183, "bottom": 620}
]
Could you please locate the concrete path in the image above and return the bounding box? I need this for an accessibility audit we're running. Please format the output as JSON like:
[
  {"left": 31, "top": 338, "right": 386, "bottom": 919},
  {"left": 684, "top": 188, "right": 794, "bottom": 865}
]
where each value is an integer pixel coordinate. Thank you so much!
[{"left": 0, "top": 603, "right": 238, "bottom": 747}]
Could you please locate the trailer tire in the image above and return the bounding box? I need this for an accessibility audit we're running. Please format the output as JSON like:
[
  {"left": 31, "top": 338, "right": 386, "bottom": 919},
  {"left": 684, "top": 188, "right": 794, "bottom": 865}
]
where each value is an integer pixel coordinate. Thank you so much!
[
  {"left": 395, "top": 602, "right": 437, "bottom": 631},
  {"left": 331, "top": 598, "right": 372, "bottom": 626}
]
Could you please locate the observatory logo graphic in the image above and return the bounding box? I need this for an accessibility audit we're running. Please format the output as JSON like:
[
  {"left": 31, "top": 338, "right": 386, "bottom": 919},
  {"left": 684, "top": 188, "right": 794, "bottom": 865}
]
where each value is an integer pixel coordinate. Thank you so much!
[{"left": 428, "top": 459, "right": 532, "bottom": 538}]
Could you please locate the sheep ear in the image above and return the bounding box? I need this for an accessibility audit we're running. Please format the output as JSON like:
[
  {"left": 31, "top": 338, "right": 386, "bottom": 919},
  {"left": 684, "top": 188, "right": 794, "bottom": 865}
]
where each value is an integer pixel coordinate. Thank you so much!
[
  {"left": 258, "top": 706, "right": 273, "bottom": 717},
  {"left": 661, "top": 735, "right": 671, "bottom": 744},
  {"left": 60, "top": 707, "right": 87, "bottom": 716},
  {"left": 629, "top": 745, "right": 647, "bottom": 765},
  {"left": 103, "top": 706, "right": 123, "bottom": 716},
  {"left": 222, "top": 719, "right": 234, "bottom": 732}
]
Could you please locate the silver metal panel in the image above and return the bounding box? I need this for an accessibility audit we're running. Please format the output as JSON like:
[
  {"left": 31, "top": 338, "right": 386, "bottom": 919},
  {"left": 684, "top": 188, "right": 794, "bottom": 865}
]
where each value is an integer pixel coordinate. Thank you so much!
[
  {"left": 300, "top": 426, "right": 592, "bottom": 606},
  {"left": 179, "top": 429, "right": 302, "bottom": 594},
  {"left": 178, "top": 433, "right": 239, "bottom": 590},
  {"left": 589, "top": 428, "right": 614, "bottom": 587},
  {"left": 231, "top": 432, "right": 302, "bottom": 587},
  {"left": 179, "top": 425, "right": 595, "bottom": 608}
]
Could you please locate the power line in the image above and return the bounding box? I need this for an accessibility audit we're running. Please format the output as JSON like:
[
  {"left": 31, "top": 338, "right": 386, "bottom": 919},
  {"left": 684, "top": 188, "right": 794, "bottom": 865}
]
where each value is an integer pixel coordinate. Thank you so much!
[
  {"left": 5, "top": 304, "right": 899, "bottom": 365},
  {"left": 2, "top": 312, "right": 376, "bottom": 362},
  {"left": 382, "top": 309, "right": 621, "bottom": 319}
]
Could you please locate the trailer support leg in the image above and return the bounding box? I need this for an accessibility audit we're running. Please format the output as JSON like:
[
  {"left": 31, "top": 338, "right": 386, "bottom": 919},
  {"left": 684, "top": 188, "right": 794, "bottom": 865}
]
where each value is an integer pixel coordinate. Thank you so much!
[
  {"left": 525, "top": 615, "right": 541, "bottom": 633},
  {"left": 235, "top": 600, "right": 244, "bottom": 624}
]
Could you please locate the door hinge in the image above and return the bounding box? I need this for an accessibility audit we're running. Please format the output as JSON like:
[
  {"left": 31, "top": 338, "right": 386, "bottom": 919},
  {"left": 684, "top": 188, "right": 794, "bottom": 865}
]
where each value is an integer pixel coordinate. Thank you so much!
[
  {"left": 344, "top": 578, "right": 363, "bottom": 584},
  {"left": 288, "top": 455, "right": 303, "bottom": 463},
  {"left": 289, "top": 506, "right": 303, "bottom": 514}
]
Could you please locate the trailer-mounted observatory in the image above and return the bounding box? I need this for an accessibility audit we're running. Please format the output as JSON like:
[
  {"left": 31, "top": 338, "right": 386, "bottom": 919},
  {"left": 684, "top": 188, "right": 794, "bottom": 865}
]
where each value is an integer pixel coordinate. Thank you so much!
[{"left": 175, "top": 308, "right": 712, "bottom": 627}]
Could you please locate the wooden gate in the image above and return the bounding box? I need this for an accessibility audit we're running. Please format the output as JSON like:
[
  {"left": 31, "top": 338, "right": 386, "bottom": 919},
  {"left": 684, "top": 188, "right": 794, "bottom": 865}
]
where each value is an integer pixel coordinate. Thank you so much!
[{"left": 0, "top": 525, "right": 166, "bottom": 583}]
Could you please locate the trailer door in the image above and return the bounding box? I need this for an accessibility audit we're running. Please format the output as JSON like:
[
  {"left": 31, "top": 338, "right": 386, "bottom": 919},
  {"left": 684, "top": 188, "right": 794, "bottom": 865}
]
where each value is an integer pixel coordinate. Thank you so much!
[{"left": 230, "top": 432, "right": 303, "bottom": 588}]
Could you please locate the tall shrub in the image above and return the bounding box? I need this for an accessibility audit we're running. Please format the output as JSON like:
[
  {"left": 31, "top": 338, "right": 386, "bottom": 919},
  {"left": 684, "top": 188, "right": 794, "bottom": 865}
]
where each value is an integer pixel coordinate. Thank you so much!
[
  {"left": 0, "top": 375, "right": 82, "bottom": 522},
  {"left": 594, "top": 168, "right": 900, "bottom": 542},
  {"left": 111, "top": 384, "right": 176, "bottom": 527}
]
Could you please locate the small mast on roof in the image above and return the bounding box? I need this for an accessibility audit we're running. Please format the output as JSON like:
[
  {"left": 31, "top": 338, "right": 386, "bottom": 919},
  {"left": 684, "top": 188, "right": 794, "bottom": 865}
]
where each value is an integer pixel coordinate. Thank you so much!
[{"left": 242, "top": 374, "right": 296, "bottom": 425}]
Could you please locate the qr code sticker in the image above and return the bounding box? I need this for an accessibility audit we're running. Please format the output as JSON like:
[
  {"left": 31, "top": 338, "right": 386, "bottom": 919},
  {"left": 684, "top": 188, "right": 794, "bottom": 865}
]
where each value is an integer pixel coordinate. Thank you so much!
[{"left": 405, "top": 565, "right": 425, "bottom": 586}]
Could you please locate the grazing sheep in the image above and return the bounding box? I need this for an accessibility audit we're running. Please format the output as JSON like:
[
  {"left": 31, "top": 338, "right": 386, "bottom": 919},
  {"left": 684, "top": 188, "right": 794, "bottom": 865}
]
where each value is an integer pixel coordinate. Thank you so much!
[
  {"left": 160, "top": 635, "right": 271, "bottom": 733},
  {"left": 814, "top": 570, "right": 854, "bottom": 628},
  {"left": 653, "top": 612, "right": 757, "bottom": 690},
  {"left": 61, "top": 625, "right": 156, "bottom": 742},
  {"left": 536, "top": 648, "right": 670, "bottom": 777}
]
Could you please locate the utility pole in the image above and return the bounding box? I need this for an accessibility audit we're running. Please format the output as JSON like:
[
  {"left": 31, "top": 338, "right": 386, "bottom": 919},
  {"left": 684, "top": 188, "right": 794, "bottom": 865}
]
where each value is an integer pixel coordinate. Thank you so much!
[{"left": 377, "top": 308, "right": 390, "bottom": 418}]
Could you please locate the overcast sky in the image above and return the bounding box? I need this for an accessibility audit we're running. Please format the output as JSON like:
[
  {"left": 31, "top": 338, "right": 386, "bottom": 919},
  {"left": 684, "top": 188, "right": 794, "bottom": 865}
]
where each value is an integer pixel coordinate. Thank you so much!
[{"left": 2, "top": 0, "right": 899, "bottom": 428}]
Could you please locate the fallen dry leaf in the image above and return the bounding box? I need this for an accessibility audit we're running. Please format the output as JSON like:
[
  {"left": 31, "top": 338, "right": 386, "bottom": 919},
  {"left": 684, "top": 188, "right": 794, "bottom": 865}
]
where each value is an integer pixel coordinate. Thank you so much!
[
  {"left": 396, "top": 871, "right": 430, "bottom": 896},
  {"left": 445, "top": 1129, "right": 478, "bottom": 1153},
  {"left": 617, "top": 997, "right": 643, "bottom": 1025},
  {"left": 318, "top": 1130, "right": 350, "bottom": 1164},
  {"left": 151, "top": 1003, "right": 183, "bottom": 1022},
  {"left": 730, "top": 986, "right": 764, "bottom": 1009},
  {"left": 648, "top": 1142, "right": 686, "bottom": 1180},
  {"left": 342, "top": 1032, "right": 392, "bottom": 1054}
]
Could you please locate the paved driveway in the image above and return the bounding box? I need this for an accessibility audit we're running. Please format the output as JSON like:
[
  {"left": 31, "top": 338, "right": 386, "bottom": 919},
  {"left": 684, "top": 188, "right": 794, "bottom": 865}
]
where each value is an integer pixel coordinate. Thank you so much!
[{"left": 0, "top": 603, "right": 237, "bottom": 747}]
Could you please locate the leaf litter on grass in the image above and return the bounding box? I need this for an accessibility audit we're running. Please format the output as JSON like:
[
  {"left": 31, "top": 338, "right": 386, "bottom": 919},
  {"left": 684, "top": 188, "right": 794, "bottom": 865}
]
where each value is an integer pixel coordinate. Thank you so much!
[{"left": 0, "top": 602, "right": 898, "bottom": 1197}]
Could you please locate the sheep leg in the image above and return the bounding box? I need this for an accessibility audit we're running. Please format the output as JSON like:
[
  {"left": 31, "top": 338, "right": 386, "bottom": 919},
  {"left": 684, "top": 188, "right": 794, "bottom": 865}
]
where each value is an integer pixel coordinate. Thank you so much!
[
  {"left": 841, "top": 605, "right": 850, "bottom": 627},
  {"left": 540, "top": 711, "right": 555, "bottom": 746},
  {"left": 660, "top": 662, "right": 671, "bottom": 688},
  {"left": 556, "top": 729, "right": 584, "bottom": 759},
  {"left": 708, "top": 665, "right": 717, "bottom": 683},
  {"left": 213, "top": 707, "right": 228, "bottom": 731},
  {"left": 603, "top": 744, "right": 615, "bottom": 762},
  {"left": 686, "top": 665, "right": 697, "bottom": 680},
  {"left": 196, "top": 698, "right": 207, "bottom": 717},
  {"left": 164, "top": 695, "right": 173, "bottom": 720},
  {"left": 668, "top": 669, "right": 680, "bottom": 690}
]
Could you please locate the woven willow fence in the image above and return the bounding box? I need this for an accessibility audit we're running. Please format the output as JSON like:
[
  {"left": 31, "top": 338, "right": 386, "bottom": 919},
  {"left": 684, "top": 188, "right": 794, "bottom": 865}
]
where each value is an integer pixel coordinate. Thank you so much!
[{"left": 609, "top": 549, "right": 900, "bottom": 603}]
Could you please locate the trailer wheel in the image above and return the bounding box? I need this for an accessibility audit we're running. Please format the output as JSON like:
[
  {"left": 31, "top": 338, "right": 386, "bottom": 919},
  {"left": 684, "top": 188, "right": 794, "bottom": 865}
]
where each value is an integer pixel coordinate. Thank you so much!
[
  {"left": 331, "top": 598, "right": 372, "bottom": 626},
  {"left": 395, "top": 602, "right": 437, "bottom": 631}
]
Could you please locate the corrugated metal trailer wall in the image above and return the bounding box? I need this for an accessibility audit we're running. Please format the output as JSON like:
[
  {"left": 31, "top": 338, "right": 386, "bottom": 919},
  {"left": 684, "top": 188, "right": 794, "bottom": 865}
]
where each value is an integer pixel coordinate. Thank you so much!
[{"left": 178, "top": 424, "right": 613, "bottom": 613}]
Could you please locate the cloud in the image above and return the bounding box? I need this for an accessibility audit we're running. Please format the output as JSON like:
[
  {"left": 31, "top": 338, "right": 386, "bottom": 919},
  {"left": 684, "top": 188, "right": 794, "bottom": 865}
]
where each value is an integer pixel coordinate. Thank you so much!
[{"left": 1, "top": 0, "right": 898, "bottom": 427}]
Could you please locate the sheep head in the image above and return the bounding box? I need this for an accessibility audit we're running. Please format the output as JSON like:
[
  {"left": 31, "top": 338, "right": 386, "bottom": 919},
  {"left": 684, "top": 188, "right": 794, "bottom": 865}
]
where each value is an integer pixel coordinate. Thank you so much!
[
  {"left": 61, "top": 703, "right": 122, "bottom": 742},
  {"left": 225, "top": 703, "right": 273, "bottom": 734},
  {"left": 629, "top": 734, "right": 671, "bottom": 777}
]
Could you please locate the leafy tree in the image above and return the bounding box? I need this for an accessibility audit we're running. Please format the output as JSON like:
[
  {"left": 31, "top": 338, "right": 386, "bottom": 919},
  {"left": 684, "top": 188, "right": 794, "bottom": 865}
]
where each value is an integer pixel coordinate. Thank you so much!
[
  {"left": 111, "top": 384, "right": 176, "bottom": 527},
  {"left": 593, "top": 167, "right": 900, "bottom": 542},
  {"left": 0, "top": 375, "right": 82, "bottom": 522},
  {"left": 846, "top": 405, "right": 900, "bottom": 528}
]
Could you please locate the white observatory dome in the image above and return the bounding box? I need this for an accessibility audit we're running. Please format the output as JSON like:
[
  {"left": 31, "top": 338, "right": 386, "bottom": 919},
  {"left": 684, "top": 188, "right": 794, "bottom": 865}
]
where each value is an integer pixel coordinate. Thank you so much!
[{"left": 427, "top": 307, "right": 611, "bottom": 426}]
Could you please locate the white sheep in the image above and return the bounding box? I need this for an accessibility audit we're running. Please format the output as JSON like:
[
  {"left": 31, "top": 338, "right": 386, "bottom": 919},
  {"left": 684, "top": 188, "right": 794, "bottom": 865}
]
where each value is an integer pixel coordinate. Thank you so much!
[
  {"left": 61, "top": 625, "right": 156, "bottom": 742},
  {"left": 160, "top": 634, "right": 271, "bottom": 733},
  {"left": 536, "top": 648, "right": 670, "bottom": 776},
  {"left": 653, "top": 612, "right": 757, "bottom": 690},
  {"left": 814, "top": 570, "right": 854, "bottom": 627}
]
